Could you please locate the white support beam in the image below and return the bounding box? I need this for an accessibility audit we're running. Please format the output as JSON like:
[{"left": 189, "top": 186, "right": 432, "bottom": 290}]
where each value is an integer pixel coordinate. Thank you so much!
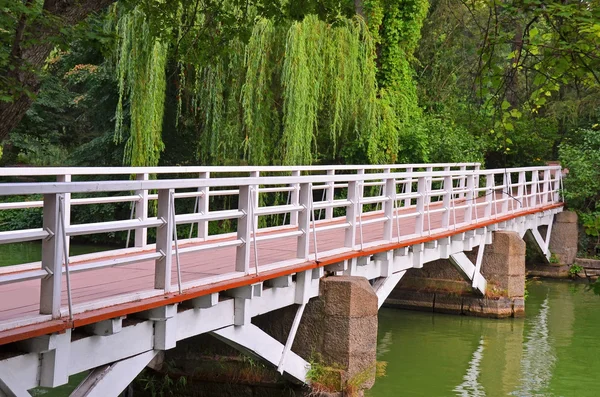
[
  {"left": 17, "top": 330, "right": 71, "bottom": 388},
  {"left": 138, "top": 305, "right": 178, "bottom": 350},
  {"left": 189, "top": 292, "right": 219, "bottom": 308},
  {"left": 373, "top": 271, "right": 406, "bottom": 308},
  {"left": 212, "top": 324, "right": 309, "bottom": 384},
  {"left": 277, "top": 303, "right": 306, "bottom": 374},
  {"left": 530, "top": 228, "right": 550, "bottom": 260},
  {"left": 84, "top": 317, "right": 124, "bottom": 336},
  {"left": 449, "top": 252, "right": 487, "bottom": 295},
  {"left": 71, "top": 350, "right": 158, "bottom": 397},
  {"left": 0, "top": 369, "right": 31, "bottom": 397}
]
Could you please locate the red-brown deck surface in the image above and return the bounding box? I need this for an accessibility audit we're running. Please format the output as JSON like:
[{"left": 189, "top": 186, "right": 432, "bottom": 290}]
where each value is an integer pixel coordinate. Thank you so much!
[{"left": 0, "top": 194, "right": 562, "bottom": 345}]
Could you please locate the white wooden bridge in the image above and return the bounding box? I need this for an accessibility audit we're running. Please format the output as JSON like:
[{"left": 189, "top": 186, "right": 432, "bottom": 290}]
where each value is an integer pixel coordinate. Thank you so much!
[{"left": 0, "top": 163, "right": 563, "bottom": 396}]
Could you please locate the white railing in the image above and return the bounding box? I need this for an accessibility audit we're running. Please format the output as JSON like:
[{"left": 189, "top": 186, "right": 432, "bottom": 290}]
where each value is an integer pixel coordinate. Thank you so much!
[{"left": 0, "top": 163, "right": 562, "bottom": 322}]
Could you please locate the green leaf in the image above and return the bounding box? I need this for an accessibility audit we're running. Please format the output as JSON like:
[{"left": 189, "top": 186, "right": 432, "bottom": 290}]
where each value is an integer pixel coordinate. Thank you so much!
[
  {"left": 510, "top": 109, "right": 522, "bottom": 118},
  {"left": 501, "top": 100, "right": 511, "bottom": 110},
  {"left": 504, "top": 122, "right": 514, "bottom": 131},
  {"left": 529, "top": 27, "right": 539, "bottom": 39}
]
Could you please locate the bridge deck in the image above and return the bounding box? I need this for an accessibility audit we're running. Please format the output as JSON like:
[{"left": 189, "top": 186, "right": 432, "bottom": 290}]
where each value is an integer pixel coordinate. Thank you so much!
[{"left": 0, "top": 198, "right": 561, "bottom": 341}]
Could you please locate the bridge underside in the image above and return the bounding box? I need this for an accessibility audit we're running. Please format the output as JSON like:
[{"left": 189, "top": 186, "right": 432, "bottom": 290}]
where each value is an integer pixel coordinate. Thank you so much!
[{"left": 0, "top": 207, "right": 561, "bottom": 396}]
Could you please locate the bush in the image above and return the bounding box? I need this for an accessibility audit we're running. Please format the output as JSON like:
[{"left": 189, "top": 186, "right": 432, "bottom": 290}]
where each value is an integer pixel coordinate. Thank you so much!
[{"left": 559, "top": 128, "right": 600, "bottom": 210}]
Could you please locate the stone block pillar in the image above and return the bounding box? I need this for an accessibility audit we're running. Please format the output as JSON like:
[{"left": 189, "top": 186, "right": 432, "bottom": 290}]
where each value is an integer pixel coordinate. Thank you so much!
[
  {"left": 481, "top": 231, "right": 526, "bottom": 299},
  {"left": 293, "top": 276, "right": 378, "bottom": 392},
  {"left": 548, "top": 211, "right": 578, "bottom": 265}
]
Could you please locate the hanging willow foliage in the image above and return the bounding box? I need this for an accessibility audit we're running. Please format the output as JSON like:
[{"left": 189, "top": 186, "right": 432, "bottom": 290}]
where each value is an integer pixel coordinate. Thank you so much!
[
  {"left": 242, "top": 18, "right": 282, "bottom": 166},
  {"left": 114, "top": 6, "right": 168, "bottom": 167},
  {"left": 281, "top": 15, "right": 326, "bottom": 165}
]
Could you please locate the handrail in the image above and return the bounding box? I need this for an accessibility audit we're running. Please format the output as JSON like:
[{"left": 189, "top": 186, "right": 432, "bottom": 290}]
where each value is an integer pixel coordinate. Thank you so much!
[
  {"left": 0, "top": 162, "right": 480, "bottom": 177},
  {"left": 0, "top": 166, "right": 559, "bottom": 196}
]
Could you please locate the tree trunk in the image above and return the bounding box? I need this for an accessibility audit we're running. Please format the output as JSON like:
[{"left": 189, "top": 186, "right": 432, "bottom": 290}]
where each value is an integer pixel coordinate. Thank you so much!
[{"left": 0, "top": 0, "right": 116, "bottom": 143}]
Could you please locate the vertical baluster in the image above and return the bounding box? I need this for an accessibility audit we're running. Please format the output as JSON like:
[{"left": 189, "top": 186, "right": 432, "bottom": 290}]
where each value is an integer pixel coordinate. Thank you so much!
[
  {"left": 236, "top": 185, "right": 252, "bottom": 274},
  {"left": 485, "top": 174, "right": 494, "bottom": 219},
  {"left": 135, "top": 173, "right": 149, "bottom": 248},
  {"left": 40, "top": 193, "right": 65, "bottom": 318},
  {"left": 415, "top": 177, "right": 426, "bottom": 235},
  {"left": 290, "top": 170, "right": 301, "bottom": 226},
  {"left": 502, "top": 172, "right": 510, "bottom": 214},
  {"left": 442, "top": 175, "right": 452, "bottom": 229},
  {"left": 297, "top": 183, "right": 311, "bottom": 259},
  {"left": 345, "top": 181, "right": 358, "bottom": 248},
  {"left": 530, "top": 171, "right": 538, "bottom": 208},
  {"left": 464, "top": 174, "right": 475, "bottom": 224},
  {"left": 517, "top": 171, "right": 526, "bottom": 209},
  {"left": 542, "top": 169, "right": 551, "bottom": 204},
  {"left": 326, "top": 170, "right": 334, "bottom": 219},
  {"left": 155, "top": 189, "right": 173, "bottom": 291},
  {"left": 383, "top": 177, "right": 396, "bottom": 241},
  {"left": 57, "top": 174, "right": 71, "bottom": 254},
  {"left": 458, "top": 165, "right": 467, "bottom": 199},
  {"left": 197, "top": 171, "right": 209, "bottom": 240},
  {"left": 552, "top": 168, "right": 562, "bottom": 203},
  {"left": 404, "top": 167, "right": 413, "bottom": 208}
]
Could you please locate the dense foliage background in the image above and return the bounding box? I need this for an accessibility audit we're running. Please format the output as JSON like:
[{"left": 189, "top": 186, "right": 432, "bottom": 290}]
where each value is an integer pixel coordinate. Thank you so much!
[{"left": 1, "top": 0, "right": 600, "bottom": 257}]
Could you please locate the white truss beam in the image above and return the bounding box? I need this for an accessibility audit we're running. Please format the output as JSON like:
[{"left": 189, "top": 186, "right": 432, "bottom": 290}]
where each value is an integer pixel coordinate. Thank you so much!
[
  {"left": 71, "top": 350, "right": 158, "bottom": 397},
  {"left": 373, "top": 271, "right": 407, "bottom": 308},
  {"left": 212, "top": 324, "right": 309, "bottom": 384}
]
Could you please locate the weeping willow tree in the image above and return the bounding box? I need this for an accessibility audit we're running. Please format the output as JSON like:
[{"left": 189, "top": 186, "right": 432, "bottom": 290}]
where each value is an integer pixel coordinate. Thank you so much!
[
  {"left": 113, "top": 5, "right": 168, "bottom": 167},
  {"left": 110, "top": 0, "right": 425, "bottom": 168}
]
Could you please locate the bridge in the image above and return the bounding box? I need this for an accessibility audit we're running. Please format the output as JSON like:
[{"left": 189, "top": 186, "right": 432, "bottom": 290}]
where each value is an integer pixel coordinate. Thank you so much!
[{"left": 0, "top": 163, "right": 563, "bottom": 396}]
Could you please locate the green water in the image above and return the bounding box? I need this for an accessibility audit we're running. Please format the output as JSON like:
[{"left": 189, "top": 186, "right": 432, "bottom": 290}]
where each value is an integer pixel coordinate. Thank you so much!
[
  {"left": 369, "top": 280, "right": 600, "bottom": 397},
  {"left": 0, "top": 241, "right": 116, "bottom": 267}
]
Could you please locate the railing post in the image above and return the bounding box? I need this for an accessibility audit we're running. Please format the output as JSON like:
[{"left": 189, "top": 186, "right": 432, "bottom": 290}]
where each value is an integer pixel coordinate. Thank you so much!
[
  {"left": 404, "top": 167, "right": 413, "bottom": 208},
  {"left": 552, "top": 168, "right": 562, "bottom": 203},
  {"left": 383, "top": 177, "right": 396, "bottom": 241},
  {"left": 250, "top": 171, "right": 259, "bottom": 231},
  {"left": 485, "top": 174, "right": 494, "bottom": 219},
  {"left": 517, "top": 171, "right": 525, "bottom": 210},
  {"left": 155, "top": 189, "right": 173, "bottom": 291},
  {"left": 542, "top": 169, "right": 551, "bottom": 204},
  {"left": 474, "top": 163, "right": 481, "bottom": 193},
  {"left": 236, "top": 185, "right": 252, "bottom": 274},
  {"left": 415, "top": 177, "right": 426, "bottom": 235},
  {"left": 345, "top": 181, "right": 358, "bottom": 248},
  {"left": 57, "top": 174, "right": 70, "bottom": 254},
  {"left": 425, "top": 167, "right": 433, "bottom": 206},
  {"left": 290, "top": 170, "right": 301, "bottom": 226},
  {"left": 502, "top": 172, "right": 510, "bottom": 214},
  {"left": 197, "top": 172, "right": 209, "bottom": 240},
  {"left": 297, "top": 183, "right": 311, "bottom": 259},
  {"left": 464, "top": 174, "right": 475, "bottom": 224},
  {"left": 442, "top": 175, "right": 452, "bottom": 229},
  {"left": 357, "top": 169, "right": 365, "bottom": 215},
  {"left": 458, "top": 165, "right": 467, "bottom": 199},
  {"left": 135, "top": 173, "right": 149, "bottom": 248},
  {"left": 40, "top": 193, "right": 65, "bottom": 318},
  {"left": 326, "top": 170, "right": 334, "bottom": 219},
  {"left": 530, "top": 171, "right": 538, "bottom": 208}
]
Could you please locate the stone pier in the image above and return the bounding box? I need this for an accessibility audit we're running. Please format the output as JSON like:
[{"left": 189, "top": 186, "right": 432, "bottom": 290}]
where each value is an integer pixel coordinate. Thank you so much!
[
  {"left": 527, "top": 210, "right": 579, "bottom": 278},
  {"left": 137, "top": 276, "right": 379, "bottom": 396},
  {"left": 386, "top": 231, "right": 526, "bottom": 318}
]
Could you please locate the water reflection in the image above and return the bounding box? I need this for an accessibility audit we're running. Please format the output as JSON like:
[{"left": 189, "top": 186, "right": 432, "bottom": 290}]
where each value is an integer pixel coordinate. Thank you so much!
[
  {"left": 511, "top": 297, "right": 555, "bottom": 397},
  {"left": 369, "top": 281, "right": 597, "bottom": 397},
  {"left": 454, "top": 338, "right": 486, "bottom": 397}
]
